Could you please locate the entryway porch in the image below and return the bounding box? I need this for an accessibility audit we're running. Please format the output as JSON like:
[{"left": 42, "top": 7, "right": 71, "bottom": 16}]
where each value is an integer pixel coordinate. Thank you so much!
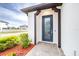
[{"left": 26, "top": 42, "right": 64, "bottom": 56}]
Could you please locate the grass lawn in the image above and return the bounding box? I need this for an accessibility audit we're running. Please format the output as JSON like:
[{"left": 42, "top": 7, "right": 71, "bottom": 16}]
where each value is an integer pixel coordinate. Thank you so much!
[{"left": 0, "top": 31, "right": 27, "bottom": 34}]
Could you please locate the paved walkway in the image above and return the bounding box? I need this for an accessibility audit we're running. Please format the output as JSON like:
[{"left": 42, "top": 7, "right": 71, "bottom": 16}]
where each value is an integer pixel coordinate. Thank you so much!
[{"left": 26, "top": 42, "right": 64, "bottom": 56}]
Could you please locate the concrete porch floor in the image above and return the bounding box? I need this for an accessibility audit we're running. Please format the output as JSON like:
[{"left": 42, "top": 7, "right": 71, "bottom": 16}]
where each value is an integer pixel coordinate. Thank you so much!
[{"left": 26, "top": 42, "right": 64, "bottom": 56}]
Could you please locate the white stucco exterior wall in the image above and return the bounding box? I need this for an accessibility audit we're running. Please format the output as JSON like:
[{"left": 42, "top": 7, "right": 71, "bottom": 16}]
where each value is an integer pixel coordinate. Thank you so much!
[
  {"left": 28, "top": 8, "right": 58, "bottom": 45},
  {"left": 28, "top": 11, "right": 36, "bottom": 44},
  {"left": 36, "top": 8, "right": 58, "bottom": 45},
  {"left": 61, "top": 3, "right": 79, "bottom": 56}
]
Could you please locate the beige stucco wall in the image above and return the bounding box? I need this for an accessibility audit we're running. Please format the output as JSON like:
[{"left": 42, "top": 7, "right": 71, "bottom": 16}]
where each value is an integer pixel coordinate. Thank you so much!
[{"left": 36, "top": 8, "right": 58, "bottom": 45}]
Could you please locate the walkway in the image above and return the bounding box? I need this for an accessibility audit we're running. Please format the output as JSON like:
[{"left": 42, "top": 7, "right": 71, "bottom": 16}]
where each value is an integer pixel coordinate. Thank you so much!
[{"left": 26, "top": 42, "right": 64, "bottom": 56}]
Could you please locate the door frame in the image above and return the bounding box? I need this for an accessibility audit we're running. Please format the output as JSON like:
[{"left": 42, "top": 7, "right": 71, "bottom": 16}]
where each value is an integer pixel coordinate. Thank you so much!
[
  {"left": 34, "top": 9, "right": 61, "bottom": 48},
  {"left": 42, "top": 15, "right": 53, "bottom": 42}
]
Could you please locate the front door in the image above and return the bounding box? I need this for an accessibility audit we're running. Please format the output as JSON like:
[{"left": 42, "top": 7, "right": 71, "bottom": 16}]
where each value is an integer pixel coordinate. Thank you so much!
[{"left": 42, "top": 15, "right": 53, "bottom": 42}]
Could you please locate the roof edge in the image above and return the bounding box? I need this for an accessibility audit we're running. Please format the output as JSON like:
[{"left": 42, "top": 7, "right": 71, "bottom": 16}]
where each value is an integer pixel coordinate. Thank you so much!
[{"left": 21, "top": 3, "right": 62, "bottom": 13}]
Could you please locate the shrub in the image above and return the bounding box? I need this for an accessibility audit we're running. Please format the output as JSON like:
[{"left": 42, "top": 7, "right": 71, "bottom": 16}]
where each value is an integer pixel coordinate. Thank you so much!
[
  {"left": 0, "top": 36, "right": 19, "bottom": 52},
  {"left": 19, "top": 33, "right": 28, "bottom": 40},
  {"left": 12, "top": 53, "right": 16, "bottom": 56},
  {"left": 6, "top": 40, "right": 16, "bottom": 49},
  {"left": 21, "top": 39, "right": 30, "bottom": 48},
  {"left": 0, "top": 33, "right": 32, "bottom": 51},
  {"left": 0, "top": 43, "right": 7, "bottom": 52},
  {"left": 0, "top": 36, "right": 18, "bottom": 43},
  {"left": 15, "top": 36, "right": 21, "bottom": 44},
  {"left": 19, "top": 33, "right": 32, "bottom": 48},
  {"left": 0, "top": 37, "right": 7, "bottom": 43},
  {"left": 6, "top": 52, "right": 16, "bottom": 56}
]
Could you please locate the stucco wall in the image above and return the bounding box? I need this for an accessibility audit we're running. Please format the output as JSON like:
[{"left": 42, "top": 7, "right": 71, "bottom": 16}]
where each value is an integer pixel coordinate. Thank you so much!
[
  {"left": 61, "top": 3, "right": 79, "bottom": 56},
  {"left": 28, "top": 11, "right": 36, "bottom": 44},
  {"left": 36, "top": 8, "right": 58, "bottom": 45},
  {"left": 28, "top": 8, "right": 58, "bottom": 45}
]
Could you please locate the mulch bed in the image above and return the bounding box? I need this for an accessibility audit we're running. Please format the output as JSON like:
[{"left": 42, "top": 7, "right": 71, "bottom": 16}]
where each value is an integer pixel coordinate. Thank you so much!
[{"left": 0, "top": 44, "right": 35, "bottom": 56}]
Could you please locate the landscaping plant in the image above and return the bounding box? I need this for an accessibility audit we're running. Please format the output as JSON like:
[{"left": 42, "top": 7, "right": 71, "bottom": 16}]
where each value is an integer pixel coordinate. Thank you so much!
[
  {"left": 20, "top": 33, "right": 32, "bottom": 48},
  {"left": 0, "top": 43, "right": 7, "bottom": 52},
  {"left": 12, "top": 53, "right": 16, "bottom": 56},
  {"left": 0, "top": 33, "right": 32, "bottom": 52},
  {"left": 6, "top": 52, "right": 16, "bottom": 56},
  {"left": 0, "top": 36, "right": 18, "bottom": 52}
]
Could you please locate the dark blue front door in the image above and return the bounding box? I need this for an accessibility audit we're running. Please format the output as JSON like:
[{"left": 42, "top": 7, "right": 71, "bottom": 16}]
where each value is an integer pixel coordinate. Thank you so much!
[{"left": 42, "top": 15, "right": 53, "bottom": 42}]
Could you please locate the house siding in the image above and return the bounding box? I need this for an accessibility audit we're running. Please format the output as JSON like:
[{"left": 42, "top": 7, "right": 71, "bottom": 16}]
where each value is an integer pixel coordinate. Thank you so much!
[
  {"left": 28, "top": 11, "right": 36, "bottom": 44},
  {"left": 61, "top": 3, "right": 79, "bottom": 56}
]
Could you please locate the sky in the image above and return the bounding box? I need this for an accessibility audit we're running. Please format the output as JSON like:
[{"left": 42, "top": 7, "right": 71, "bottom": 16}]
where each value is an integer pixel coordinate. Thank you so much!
[{"left": 0, "top": 3, "right": 38, "bottom": 27}]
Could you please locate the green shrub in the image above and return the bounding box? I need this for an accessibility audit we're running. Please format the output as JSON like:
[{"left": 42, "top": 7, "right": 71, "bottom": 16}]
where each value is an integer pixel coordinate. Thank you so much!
[
  {"left": 0, "top": 36, "right": 19, "bottom": 52},
  {"left": 6, "top": 40, "right": 16, "bottom": 49},
  {"left": 6, "top": 52, "right": 16, "bottom": 56},
  {"left": 0, "top": 33, "right": 32, "bottom": 51},
  {"left": 15, "top": 36, "right": 21, "bottom": 44},
  {"left": 6, "top": 36, "right": 18, "bottom": 42},
  {"left": 21, "top": 39, "right": 30, "bottom": 48},
  {"left": 0, "top": 36, "right": 18, "bottom": 43},
  {"left": 19, "top": 33, "right": 28, "bottom": 40},
  {"left": 11, "top": 53, "right": 16, "bottom": 56},
  {"left": 0, "top": 43, "right": 7, "bottom": 52},
  {"left": 19, "top": 33, "right": 32, "bottom": 48},
  {"left": 0, "top": 37, "right": 8, "bottom": 43}
]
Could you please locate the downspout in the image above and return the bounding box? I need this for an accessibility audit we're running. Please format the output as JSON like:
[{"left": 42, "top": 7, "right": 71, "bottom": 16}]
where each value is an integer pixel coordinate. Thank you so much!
[
  {"left": 34, "top": 14, "right": 36, "bottom": 45},
  {"left": 58, "top": 9, "right": 61, "bottom": 48}
]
